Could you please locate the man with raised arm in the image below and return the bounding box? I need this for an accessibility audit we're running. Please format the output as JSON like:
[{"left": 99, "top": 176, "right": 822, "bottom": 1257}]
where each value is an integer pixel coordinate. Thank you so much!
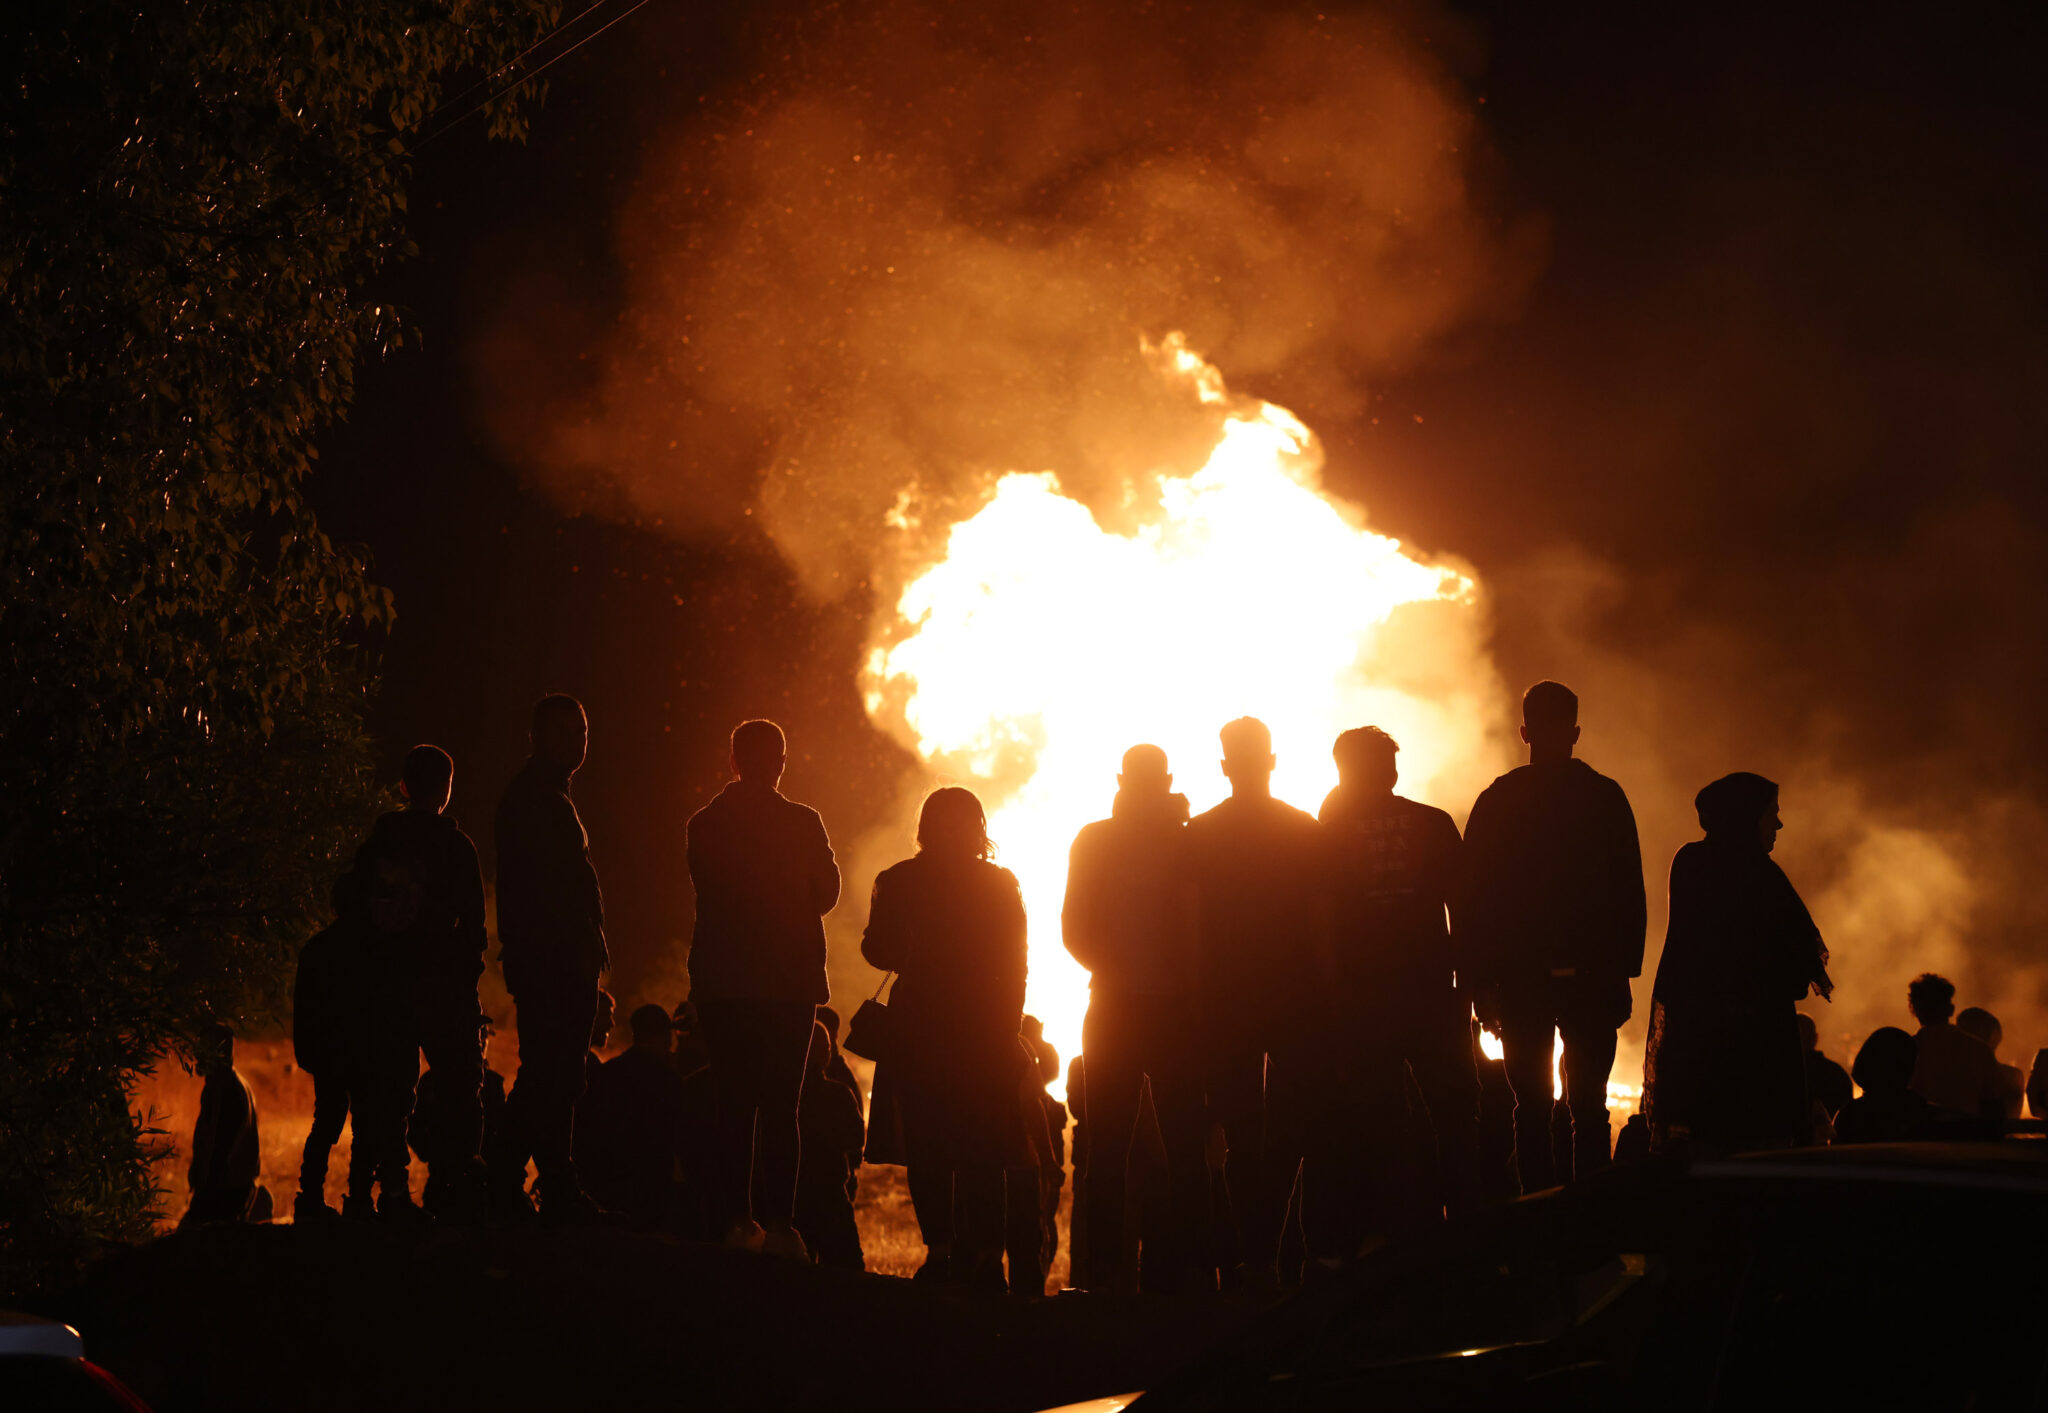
[
  {"left": 686, "top": 719, "right": 841, "bottom": 1260},
  {"left": 1460, "top": 681, "right": 1645, "bottom": 1194},
  {"left": 494, "top": 693, "right": 610, "bottom": 1224}
]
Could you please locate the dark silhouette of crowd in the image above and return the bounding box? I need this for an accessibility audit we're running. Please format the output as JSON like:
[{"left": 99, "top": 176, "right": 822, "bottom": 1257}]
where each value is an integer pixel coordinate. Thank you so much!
[{"left": 174, "top": 683, "right": 2044, "bottom": 1297}]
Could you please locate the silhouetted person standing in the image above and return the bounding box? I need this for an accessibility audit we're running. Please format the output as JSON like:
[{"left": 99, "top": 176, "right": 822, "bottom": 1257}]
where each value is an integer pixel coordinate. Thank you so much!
[
  {"left": 292, "top": 917, "right": 378, "bottom": 1221},
  {"left": 1063, "top": 744, "right": 1206, "bottom": 1292},
  {"left": 1185, "top": 717, "right": 1331, "bottom": 1288},
  {"left": 686, "top": 719, "right": 841, "bottom": 1260},
  {"left": 862, "top": 788, "right": 1028, "bottom": 1292},
  {"left": 1906, "top": 973, "right": 2001, "bottom": 1117},
  {"left": 494, "top": 693, "right": 609, "bottom": 1223},
  {"left": 1642, "top": 774, "right": 1832, "bottom": 1155},
  {"left": 1319, "top": 726, "right": 1480, "bottom": 1218},
  {"left": 335, "top": 745, "right": 488, "bottom": 1221},
  {"left": 1834, "top": 1027, "right": 1937, "bottom": 1143},
  {"left": 182, "top": 1026, "right": 262, "bottom": 1227},
  {"left": 1797, "top": 1014, "right": 1853, "bottom": 1121},
  {"left": 1956, "top": 1007, "right": 2026, "bottom": 1119},
  {"left": 1460, "top": 682, "right": 1645, "bottom": 1192}
]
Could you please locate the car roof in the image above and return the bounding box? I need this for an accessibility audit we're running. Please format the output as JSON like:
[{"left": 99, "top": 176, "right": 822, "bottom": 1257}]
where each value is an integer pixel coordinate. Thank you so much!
[
  {"left": 0, "top": 1311, "right": 85, "bottom": 1358},
  {"left": 1695, "top": 1140, "right": 2048, "bottom": 1193}
]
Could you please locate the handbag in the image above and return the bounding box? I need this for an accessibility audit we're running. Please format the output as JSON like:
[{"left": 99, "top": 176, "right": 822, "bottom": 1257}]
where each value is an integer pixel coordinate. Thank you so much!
[{"left": 843, "top": 970, "right": 897, "bottom": 1062}]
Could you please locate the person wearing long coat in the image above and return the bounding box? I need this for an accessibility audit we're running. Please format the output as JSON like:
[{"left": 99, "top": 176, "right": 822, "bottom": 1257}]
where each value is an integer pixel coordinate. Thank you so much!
[
  {"left": 861, "top": 787, "right": 1029, "bottom": 1289},
  {"left": 1642, "top": 773, "right": 1832, "bottom": 1154}
]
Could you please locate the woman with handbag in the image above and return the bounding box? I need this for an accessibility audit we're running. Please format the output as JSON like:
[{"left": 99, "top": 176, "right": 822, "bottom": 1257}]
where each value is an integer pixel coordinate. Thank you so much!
[{"left": 860, "top": 787, "right": 1029, "bottom": 1291}]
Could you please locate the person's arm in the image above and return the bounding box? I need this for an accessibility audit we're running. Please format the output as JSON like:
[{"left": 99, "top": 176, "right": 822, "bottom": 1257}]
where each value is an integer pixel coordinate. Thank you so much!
[
  {"left": 1060, "top": 828, "right": 1105, "bottom": 975},
  {"left": 1451, "top": 787, "right": 1499, "bottom": 988},
  {"left": 558, "top": 797, "right": 608, "bottom": 972},
  {"left": 455, "top": 834, "right": 488, "bottom": 980},
  {"left": 188, "top": 1078, "right": 221, "bottom": 1189},
  {"left": 999, "top": 869, "right": 1029, "bottom": 1021},
  {"left": 809, "top": 810, "right": 842, "bottom": 917},
  {"left": 860, "top": 870, "right": 909, "bottom": 973},
  {"left": 1609, "top": 784, "right": 1649, "bottom": 979},
  {"left": 1430, "top": 809, "right": 1465, "bottom": 976}
]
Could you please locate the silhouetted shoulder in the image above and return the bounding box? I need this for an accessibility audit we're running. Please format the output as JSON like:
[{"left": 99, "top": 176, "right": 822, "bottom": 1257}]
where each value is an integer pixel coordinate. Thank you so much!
[{"left": 1393, "top": 795, "right": 1459, "bottom": 834}]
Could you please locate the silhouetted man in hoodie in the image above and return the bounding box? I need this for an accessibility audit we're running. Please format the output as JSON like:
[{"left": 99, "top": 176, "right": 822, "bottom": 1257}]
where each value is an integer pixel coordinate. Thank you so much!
[
  {"left": 686, "top": 718, "right": 840, "bottom": 1260},
  {"left": 1320, "top": 726, "right": 1480, "bottom": 1217},
  {"left": 1063, "top": 743, "right": 1206, "bottom": 1292},
  {"left": 1460, "top": 682, "right": 1645, "bottom": 1193},
  {"left": 1185, "top": 717, "right": 1332, "bottom": 1288},
  {"left": 494, "top": 694, "right": 610, "bottom": 1223}
]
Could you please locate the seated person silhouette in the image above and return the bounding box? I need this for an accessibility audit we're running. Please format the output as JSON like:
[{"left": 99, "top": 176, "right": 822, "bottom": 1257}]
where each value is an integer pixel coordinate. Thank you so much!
[{"left": 1833, "top": 1027, "right": 1937, "bottom": 1144}]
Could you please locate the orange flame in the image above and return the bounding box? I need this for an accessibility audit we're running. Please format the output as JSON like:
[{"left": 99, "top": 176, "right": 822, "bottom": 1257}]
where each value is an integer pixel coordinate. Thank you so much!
[{"left": 863, "top": 337, "right": 1502, "bottom": 1084}]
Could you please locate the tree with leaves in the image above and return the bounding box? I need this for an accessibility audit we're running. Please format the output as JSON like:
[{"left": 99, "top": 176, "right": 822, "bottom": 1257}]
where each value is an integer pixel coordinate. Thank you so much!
[{"left": 0, "top": 0, "right": 559, "bottom": 1296}]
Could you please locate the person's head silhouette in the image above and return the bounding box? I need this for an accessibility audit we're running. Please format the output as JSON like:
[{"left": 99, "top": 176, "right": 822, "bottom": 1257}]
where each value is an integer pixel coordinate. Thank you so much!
[
  {"left": 1695, "top": 772, "right": 1781, "bottom": 853},
  {"left": 1851, "top": 1026, "right": 1918, "bottom": 1095},
  {"left": 1956, "top": 1006, "right": 2003, "bottom": 1055},
  {"left": 531, "top": 693, "right": 588, "bottom": 776},
  {"left": 402, "top": 744, "right": 454, "bottom": 814},
  {"left": 628, "top": 1003, "right": 674, "bottom": 1056},
  {"left": 1219, "top": 717, "right": 1275, "bottom": 799},
  {"left": 198, "top": 1022, "right": 236, "bottom": 1078},
  {"left": 917, "top": 786, "right": 992, "bottom": 861},
  {"left": 730, "top": 719, "right": 786, "bottom": 787},
  {"left": 1796, "top": 1012, "right": 1822, "bottom": 1052},
  {"left": 1520, "top": 681, "right": 1580, "bottom": 764},
  {"left": 806, "top": 1020, "right": 834, "bottom": 1078},
  {"left": 592, "top": 987, "right": 617, "bottom": 1050},
  {"left": 1333, "top": 726, "right": 1399, "bottom": 796},
  {"left": 1907, "top": 973, "right": 1956, "bottom": 1026},
  {"left": 1118, "top": 743, "right": 1171, "bottom": 798}
]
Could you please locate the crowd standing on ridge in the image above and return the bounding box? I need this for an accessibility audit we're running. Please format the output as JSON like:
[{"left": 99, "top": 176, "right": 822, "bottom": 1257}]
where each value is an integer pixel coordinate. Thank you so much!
[{"left": 177, "top": 683, "right": 2047, "bottom": 1295}]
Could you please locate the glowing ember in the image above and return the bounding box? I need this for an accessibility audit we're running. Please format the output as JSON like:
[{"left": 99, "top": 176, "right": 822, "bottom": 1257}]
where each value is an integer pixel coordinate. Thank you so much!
[{"left": 863, "top": 337, "right": 1497, "bottom": 1083}]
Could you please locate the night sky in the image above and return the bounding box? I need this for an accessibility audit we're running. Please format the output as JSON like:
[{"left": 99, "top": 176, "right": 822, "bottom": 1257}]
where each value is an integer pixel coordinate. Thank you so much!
[{"left": 313, "top": 1, "right": 2048, "bottom": 1047}]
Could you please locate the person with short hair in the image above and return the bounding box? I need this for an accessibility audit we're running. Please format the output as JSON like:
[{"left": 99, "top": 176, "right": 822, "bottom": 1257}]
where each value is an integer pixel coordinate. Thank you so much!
[
  {"left": 1062, "top": 743, "right": 1206, "bottom": 1292},
  {"left": 1459, "top": 682, "right": 1646, "bottom": 1192},
  {"left": 493, "top": 694, "right": 610, "bottom": 1224},
  {"left": 1954, "top": 1005, "right": 2024, "bottom": 1119},
  {"left": 686, "top": 718, "right": 841, "bottom": 1260},
  {"left": 1641, "top": 773, "right": 1832, "bottom": 1155},
  {"left": 1834, "top": 1027, "right": 1938, "bottom": 1143},
  {"left": 343, "top": 744, "right": 489, "bottom": 1221},
  {"left": 1319, "top": 725, "right": 1480, "bottom": 1219},
  {"left": 1184, "top": 717, "right": 1332, "bottom": 1288},
  {"left": 1905, "top": 973, "right": 2001, "bottom": 1117},
  {"left": 861, "top": 787, "right": 1029, "bottom": 1292},
  {"left": 581, "top": 1002, "right": 685, "bottom": 1228}
]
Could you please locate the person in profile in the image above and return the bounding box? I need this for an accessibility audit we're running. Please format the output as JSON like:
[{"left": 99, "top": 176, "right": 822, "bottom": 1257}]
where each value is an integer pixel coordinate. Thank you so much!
[
  {"left": 1640, "top": 774, "right": 1832, "bottom": 1156},
  {"left": 1184, "top": 717, "right": 1331, "bottom": 1289},
  {"left": 861, "top": 787, "right": 1029, "bottom": 1292},
  {"left": 1955, "top": 1007, "right": 2025, "bottom": 1119},
  {"left": 1797, "top": 1014, "right": 1853, "bottom": 1122},
  {"left": 182, "top": 1026, "right": 264, "bottom": 1227},
  {"left": 334, "top": 744, "right": 489, "bottom": 1222},
  {"left": 493, "top": 693, "right": 610, "bottom": 1224},
  {"left": 794, "top": 1020, "right": 867, "bottom": 1272},
  {"left": 1459, "top": 681, "right": 1645, "bottom": 1193},
  {"left": 685, "top": 718, "right": 841, "bottom": 1261},
  {"left": 583, "top": 1003, "right": 685, "bottom": 1228},
  {"left": 1834, "top": 1027, "right": 1937, "bottom": 1143},
  {"left": 1061, "top": 744, "right": 1205, "bottom": 1292},
  {"left": 1319, "top": 726, "right": 1479, "bottom": 1217},
  {"left": 1904, "top": 973, "right": 2000, "bottom": 1117}
]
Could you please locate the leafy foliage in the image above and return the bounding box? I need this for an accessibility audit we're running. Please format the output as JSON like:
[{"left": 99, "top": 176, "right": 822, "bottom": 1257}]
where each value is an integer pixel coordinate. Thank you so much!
[{"left": 0, "top": 0, "right": 559, "bottom": 1297}]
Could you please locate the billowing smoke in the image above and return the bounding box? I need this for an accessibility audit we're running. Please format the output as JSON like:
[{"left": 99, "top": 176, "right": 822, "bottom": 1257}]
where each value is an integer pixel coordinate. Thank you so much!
[{"left": 480, "top": 0, "right": 1539, "bottom": 596}]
